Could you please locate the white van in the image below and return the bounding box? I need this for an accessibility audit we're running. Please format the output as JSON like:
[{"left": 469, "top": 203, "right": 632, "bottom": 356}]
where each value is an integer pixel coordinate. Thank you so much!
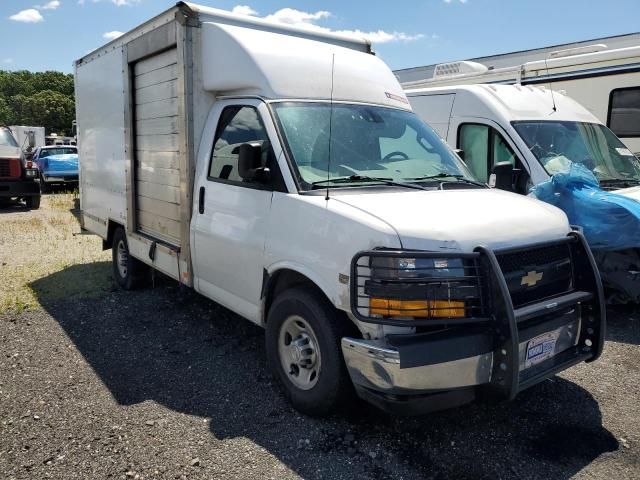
[
  {"left": 406, "top": 83, "right": 640, "bottom": 302},
  {"left": 396, "top": 35, "right": 640, "bottom": 154},
  {"left": 75, "top": 2, "right": 605, "bottom": 415}
]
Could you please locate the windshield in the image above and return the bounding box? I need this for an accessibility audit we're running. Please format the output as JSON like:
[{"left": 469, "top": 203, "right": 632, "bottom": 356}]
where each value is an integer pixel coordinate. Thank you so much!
[
  {"left": 272, "top": 102, "right": 476, "bottom": 189},
  {"left": 0, "top": 128, "right": 18, "bottom": 148},
  {"left": 512, "top": 121, "right": 640, "bottom": 185},
  {"left": 40, "top": 147, "right": 77, "bottom": 157}
]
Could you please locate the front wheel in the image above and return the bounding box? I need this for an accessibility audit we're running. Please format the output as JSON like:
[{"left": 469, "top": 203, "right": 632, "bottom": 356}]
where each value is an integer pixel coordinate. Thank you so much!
[
  {"left": 266, "top": 288, "right": 355, "bottom": 416},
  {"left": 111, "top": 227, "right": 148, "bottom": 290}
]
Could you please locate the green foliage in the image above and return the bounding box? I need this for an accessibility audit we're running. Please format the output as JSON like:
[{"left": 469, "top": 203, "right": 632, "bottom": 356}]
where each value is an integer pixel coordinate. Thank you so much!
[{"left": 0, "top": 70, "right": 75, "bottom": 134}]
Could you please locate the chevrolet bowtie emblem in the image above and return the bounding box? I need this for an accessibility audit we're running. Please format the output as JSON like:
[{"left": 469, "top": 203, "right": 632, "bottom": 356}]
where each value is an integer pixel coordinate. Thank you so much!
[{"left": 521, "top": 270, "right": 543, "bottom": 287}]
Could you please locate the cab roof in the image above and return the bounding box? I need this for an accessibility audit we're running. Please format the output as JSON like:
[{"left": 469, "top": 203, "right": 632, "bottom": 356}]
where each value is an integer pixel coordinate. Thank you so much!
[{"left": 406, "top": 84, "right": 601, "bottom": 124}]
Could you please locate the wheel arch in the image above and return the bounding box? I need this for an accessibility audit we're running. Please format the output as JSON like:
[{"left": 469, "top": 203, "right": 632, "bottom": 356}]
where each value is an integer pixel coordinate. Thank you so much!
[
  {"left": 262, "top": 264, "right": 337, "bottom": 326},
  {"left": 103, "top": 220, "right": 124, "bottom": 251}
]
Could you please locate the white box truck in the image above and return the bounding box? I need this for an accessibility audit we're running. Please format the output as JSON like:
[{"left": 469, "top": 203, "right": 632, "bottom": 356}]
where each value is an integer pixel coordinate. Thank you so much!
[
  {"left": 405, "top": 84, "right": 640, "bottom": 303},
  {"left": 75, "top": 2, "right": 605, "bottom": 415},
  {"left": 9, "top": 125, "right": 45, "bottom": 156}
]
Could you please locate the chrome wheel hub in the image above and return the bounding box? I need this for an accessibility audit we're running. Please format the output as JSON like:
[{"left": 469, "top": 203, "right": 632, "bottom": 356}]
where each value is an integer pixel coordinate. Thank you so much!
[
  {"left": 278, "top": 315, "right": 321, "bottom": 390},
  {"left": 116, "top": 239, "right": 128, "bottom": 278}
]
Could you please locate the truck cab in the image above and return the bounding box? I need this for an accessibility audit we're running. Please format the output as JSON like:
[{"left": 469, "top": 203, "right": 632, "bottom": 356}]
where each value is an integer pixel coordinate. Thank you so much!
[
  {"left": 406, "top": 84, "right": 640, "bottom": 303},
  {"left": 0, "top": 126, "right": 41, "bottom": 209},
  {"left": 76, "top": 2, "right": 605, "bottom": 416}
]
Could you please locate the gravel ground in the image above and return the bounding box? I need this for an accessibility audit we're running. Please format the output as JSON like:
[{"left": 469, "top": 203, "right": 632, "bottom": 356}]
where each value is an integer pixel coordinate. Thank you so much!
[{"left": 1, "top": 197, "right": 640, "bottom": 479}]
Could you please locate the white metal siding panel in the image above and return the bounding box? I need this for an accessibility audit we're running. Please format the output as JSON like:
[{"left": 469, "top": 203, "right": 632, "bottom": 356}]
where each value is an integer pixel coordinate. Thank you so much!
[
  {"left": 134, "top": 48, "right": 181, "bottom": 245},
  {"left": 76, "top": 47, "right": 128, "bottom": 237}
]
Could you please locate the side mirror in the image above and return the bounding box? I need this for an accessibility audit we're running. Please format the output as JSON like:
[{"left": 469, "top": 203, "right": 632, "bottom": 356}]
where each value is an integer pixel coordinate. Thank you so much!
[
  {"left": 238, "top": 141, "right": 269, "bottom": 181},
  {"left": 489, "top": 161, "right": 514, "bottom": 191},
  {"left": 453, "top": 148, "right": 465, "bottom": 161}
]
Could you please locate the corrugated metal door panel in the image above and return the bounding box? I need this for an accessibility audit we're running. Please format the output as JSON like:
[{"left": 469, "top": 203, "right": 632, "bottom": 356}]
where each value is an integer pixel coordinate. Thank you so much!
[
  {"left": 135, "top": 98, "right": 179, "bottom": 121},
  {"left": 136, "top": 150, "right": 179, "bottom": 170},
  {"left": 135, "top": 79, "right": 178, "bottom": 105},
  {"left": 134, "top": 49, "right": 177, "bottom": 76},
  {"left": 136, "top": 166, "right": 180, "bottom": 187},
  {"left": 133, "top": 47, "right": 181, "bottom": 245},
  {"left": 136, "top": 116, "right": 179, "bottom": 136},
  {"left": 136, "top": 180, "right": 180, "bottom": 204}
]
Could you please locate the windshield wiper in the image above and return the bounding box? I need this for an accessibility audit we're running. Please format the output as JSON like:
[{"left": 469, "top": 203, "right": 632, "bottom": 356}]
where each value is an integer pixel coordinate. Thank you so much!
[
  {"left": 405, "top": 173, "right": 487, "bottom": 188},
  {"left": 599, "top": 178, "right": 640, "bottom": 187},
  {"left": 311, "top": 175, "right": 427, "bottom": 191}
]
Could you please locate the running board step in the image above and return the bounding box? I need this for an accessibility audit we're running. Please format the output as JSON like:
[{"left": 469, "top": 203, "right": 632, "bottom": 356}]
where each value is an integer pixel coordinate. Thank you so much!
[{"left": 514, "top": 290, "right": 593, "bottom": 323}]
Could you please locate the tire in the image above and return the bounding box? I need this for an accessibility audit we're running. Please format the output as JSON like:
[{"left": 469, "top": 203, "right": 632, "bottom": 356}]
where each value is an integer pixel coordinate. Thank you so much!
[
  {"left": 266, "top": 287, "right": 356, "bottom": 416},
  {"left": 111, "top": 227, "right": 148, "bottom": 290},
  {"left": 26, "top": 195, "right": 41, "bottom": 210},
  {"left": 39, "top": 175, "right": 49, "bottom": 193}
]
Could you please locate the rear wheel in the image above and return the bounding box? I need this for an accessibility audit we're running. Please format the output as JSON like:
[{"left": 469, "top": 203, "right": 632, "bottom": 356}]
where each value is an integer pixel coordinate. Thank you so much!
[
  {"left": 266, "top": 287, "right": 356, "bottom": 416},
  {"left": 25, "top": 195, "right": 40, "bottom": 210},
  {"left": 111, "top": 227, "right": 148, "bottom": 290}
]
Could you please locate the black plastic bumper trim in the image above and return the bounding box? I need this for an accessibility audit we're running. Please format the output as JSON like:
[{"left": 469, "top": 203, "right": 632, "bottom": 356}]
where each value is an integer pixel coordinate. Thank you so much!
[
  {"left": 387, "top": 328, "right": 494, "bottom": 369},
  {"left": 353, "top": 384, "right": 476, "bottom": 416},
  {"left": 0, "top": 180, "right": 40, "bottom": 197}
]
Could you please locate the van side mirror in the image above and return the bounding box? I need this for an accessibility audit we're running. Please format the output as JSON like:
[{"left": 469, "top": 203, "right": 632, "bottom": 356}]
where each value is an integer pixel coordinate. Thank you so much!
[
  {"left": 489, "top": 161, "right": 514, "bottom": 191},
  {"left": 238, "top": 141, "right": 269, "bottom": 181}
]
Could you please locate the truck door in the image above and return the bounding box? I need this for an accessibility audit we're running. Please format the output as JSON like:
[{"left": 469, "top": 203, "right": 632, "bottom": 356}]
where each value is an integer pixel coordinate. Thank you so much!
[
  {"left": 456, "top": 121, "right": 531, "bottom": 194},
  {"left": 192, "top": 100, "right": 286, "bottom": 321}
]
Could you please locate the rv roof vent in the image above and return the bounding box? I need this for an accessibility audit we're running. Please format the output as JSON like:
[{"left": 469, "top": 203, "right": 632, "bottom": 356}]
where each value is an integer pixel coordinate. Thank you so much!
[
  {"left": 432, "top": 61, "right": 488, "bottom": 79},
  {"left": 548, "top": 44, "right": 608, "bottom": 59}
]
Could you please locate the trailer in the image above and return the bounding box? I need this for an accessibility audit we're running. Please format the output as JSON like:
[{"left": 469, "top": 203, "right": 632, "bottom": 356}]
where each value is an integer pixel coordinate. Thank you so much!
[{"left": 76, "top": 2, "right": 605, "bottom": 416}]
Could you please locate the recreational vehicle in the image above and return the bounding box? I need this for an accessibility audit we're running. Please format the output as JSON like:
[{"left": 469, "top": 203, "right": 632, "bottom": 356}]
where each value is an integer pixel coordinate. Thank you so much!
[{"left": 396, "top": 33, "right": 640, "bottom": 154}]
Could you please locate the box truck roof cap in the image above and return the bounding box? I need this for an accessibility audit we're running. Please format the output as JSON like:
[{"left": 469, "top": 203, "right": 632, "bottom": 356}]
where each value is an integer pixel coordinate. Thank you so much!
[
  {"left": 406, "top": 84, "right": 599, "bottom": 124},
  {"left": 75, "top": 2, "right": 409, "bottom": 111},
  {"left": 201, "top": 22, "right": 410, "bottom": 109}
]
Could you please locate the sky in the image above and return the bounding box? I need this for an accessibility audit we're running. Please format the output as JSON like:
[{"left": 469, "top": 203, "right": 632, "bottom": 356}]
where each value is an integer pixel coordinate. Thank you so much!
[{"left": 1, "top": 0, "right": 640, "bottom": 74}]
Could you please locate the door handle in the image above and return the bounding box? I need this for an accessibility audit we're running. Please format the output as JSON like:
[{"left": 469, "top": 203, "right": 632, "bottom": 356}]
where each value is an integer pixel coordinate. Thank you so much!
[{"left": 198, "top": 186, "right": 205, "bottom": 214}]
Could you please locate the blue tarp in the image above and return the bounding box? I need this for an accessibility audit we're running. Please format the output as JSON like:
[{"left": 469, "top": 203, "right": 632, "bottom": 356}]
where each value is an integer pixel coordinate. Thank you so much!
[{"left": 530, "top": 163, "right": 640, "bottom": 251}]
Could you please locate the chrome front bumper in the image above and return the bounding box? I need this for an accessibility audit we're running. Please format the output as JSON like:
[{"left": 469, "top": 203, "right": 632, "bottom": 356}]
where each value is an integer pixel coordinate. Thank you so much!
[
  {"left": 341, "top": 316, "right": 580, "bottom": 395},
  {"left": 341, "top": 338, "right": 493, "bottom": 394}
]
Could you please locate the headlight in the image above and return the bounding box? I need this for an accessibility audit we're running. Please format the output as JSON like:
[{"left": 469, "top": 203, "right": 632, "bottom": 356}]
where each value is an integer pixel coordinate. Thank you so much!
[{"left": 351, "top": 251, "right": 484, "bottom": 324}]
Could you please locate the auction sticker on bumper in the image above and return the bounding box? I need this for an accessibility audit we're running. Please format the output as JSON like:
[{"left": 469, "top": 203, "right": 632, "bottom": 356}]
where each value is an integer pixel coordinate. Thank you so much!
[{"left": 525, "top": 331, "right": 558, "bottom": 369}]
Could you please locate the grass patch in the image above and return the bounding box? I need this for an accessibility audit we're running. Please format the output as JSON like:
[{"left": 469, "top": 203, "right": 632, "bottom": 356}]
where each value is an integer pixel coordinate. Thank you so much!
[{"left": 0, "top": 194, "right": 111, "bottom": 314}]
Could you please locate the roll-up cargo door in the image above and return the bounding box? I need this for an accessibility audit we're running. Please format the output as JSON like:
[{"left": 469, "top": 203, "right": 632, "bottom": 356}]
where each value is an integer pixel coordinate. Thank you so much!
[{"left": 133, "top": 48, "right": 181, "bottom": 246}]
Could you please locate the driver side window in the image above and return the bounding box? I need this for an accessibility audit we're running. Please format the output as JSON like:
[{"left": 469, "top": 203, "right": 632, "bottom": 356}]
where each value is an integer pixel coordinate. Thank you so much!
[{"left": 459, "top": 123, "right": 525, "bottom": 191}]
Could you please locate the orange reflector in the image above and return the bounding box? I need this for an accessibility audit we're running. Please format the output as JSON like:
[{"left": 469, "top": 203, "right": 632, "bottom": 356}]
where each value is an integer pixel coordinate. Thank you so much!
[{"left": 369, "top": 298, "right": 465, "bottom": 318}]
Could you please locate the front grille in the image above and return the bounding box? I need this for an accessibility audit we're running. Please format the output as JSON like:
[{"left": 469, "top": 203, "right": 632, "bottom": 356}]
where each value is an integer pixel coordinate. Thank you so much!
[
  {"left": 495, "top": 242, "right": 573, "bottom": 307},
  {"left": 0, "top": 158, "right": 21, "bottom": 179}
]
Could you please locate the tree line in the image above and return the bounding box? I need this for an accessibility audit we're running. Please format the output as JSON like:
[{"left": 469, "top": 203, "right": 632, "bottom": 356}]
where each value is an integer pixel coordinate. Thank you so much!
[{"left": 0, "top": 70, "right": 75, "bottom": 136}]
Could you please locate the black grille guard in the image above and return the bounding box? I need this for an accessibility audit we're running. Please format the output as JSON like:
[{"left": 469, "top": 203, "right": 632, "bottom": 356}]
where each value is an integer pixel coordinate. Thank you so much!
[{"left": 349, "top": 231, "right": 606, "bottom": 401}]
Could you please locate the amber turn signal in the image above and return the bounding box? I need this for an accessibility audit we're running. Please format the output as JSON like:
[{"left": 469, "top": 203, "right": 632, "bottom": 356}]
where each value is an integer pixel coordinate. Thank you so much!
[{"left": 369, "top": 298, "right": 465, "bottom": 318}]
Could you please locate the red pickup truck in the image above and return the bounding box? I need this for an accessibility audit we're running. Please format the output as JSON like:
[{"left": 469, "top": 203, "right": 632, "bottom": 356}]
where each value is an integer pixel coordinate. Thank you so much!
[{"left": 0, "top": 126, "right": 40, "bottom": 209}]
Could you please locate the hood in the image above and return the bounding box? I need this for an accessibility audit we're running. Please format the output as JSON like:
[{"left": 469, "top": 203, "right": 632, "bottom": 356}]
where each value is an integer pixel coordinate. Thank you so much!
[
  {"left": 616, "top": 185, "right": 640, "bottom": 202},
  {"left": 0, "top": 144, "right": 22, "bottom": 159},
  {"left": 332, "top": 188, "right": 570, "bottom": 252},
  {"left": 41, "top": 154, "right": 78, "bottom": 172}
]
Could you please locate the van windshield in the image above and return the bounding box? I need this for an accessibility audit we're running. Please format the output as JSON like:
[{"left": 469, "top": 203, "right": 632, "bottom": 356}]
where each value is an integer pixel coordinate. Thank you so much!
[
  {"left": 512, "top": 120, "right": 640, "bottom": 187},
  {"left": 272, "top": 102, "right": 477, "bottom": 189},
  {"left": 0, "top": 128, "right": 19, "bottom": 148}
]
